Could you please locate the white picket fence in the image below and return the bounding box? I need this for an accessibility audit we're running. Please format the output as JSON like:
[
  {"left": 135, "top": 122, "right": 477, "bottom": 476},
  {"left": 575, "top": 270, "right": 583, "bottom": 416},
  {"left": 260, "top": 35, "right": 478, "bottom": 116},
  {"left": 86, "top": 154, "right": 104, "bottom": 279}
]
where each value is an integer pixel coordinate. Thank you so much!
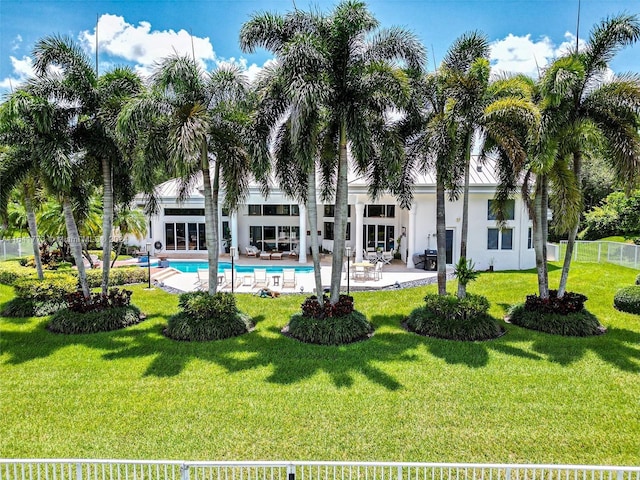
[
  {"left": 0, "top": 461, "right": 638, "bottom": 480},
  {"left": 559, "top": 241, "right": 640, "bottom": 270}
]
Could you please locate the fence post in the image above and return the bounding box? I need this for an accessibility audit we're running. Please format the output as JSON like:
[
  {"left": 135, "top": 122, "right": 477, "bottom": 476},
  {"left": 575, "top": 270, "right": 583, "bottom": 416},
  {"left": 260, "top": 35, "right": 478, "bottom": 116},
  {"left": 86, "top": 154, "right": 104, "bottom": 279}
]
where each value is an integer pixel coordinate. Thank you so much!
[
  {"left": 597, "top": 243, "right": 601, "bottom": 263},
  {"left": 76, "top": 463, "right": 82, "bottom": 480},
  {"left": 287, "top": 464, "right": 296, "bottom": 480},
  {"left": 506, "top": 468, "right": 511, "bottom": 480},
  {"left": 181, "top": 464, "right": 190, "bottom": 480}
]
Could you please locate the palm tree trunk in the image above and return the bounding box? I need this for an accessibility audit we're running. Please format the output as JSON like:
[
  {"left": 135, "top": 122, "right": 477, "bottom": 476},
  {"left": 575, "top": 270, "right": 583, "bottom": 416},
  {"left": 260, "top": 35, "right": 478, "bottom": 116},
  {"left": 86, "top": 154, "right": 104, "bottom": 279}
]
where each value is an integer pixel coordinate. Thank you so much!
[
  {"left": 558, "top": 151, "right": 582, "bottom": 297},
  {"left": 457, "top": 132, "right": 472, "bottom": 299},
  {"left": 110, "top": 240, "right": 123, "bottom": 268},
  {"left": 533, "top": 175, "right": 549, "bottom": 298},
  {"left": 329, "top": 120, "right": 349, "bottom": 304},
  {"left": 436, "top": 171, "right": 447, "bottom": 295},
  {"left": 62, "top": 197, "right": 90, "bottom": 298},
  {"left": 100, "top": 157, "right": 113, "bottom": 295},
  {"left": 306, "top": 169, "right": 324, "bottom": 304},
  {"left": 201, "top": 141, "right": 219, "bottom": 295},
  {"left": 24, "top": 195, "right": 44, "bottom": 280}
]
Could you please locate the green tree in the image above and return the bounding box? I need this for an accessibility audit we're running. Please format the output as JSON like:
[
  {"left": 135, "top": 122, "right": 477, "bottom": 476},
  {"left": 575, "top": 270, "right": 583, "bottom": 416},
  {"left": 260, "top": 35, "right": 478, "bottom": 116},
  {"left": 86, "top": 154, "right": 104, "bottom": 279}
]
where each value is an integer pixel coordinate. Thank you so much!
[
  {"left": 241, "top": 0, "right": 425, "bottom": 304},
  {"left": 118, "top": 56, "right": 255, "bottom": 294},
  {"left": 111, "top": 206, "right": 147, "bottom": 266}
]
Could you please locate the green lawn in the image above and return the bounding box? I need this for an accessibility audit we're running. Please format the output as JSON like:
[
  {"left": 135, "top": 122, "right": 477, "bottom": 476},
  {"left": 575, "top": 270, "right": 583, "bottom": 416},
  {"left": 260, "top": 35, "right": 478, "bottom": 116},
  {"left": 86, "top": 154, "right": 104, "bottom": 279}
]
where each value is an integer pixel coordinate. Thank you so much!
[{"left": 1, "top": 263, "right": 638, "bottom": 464}]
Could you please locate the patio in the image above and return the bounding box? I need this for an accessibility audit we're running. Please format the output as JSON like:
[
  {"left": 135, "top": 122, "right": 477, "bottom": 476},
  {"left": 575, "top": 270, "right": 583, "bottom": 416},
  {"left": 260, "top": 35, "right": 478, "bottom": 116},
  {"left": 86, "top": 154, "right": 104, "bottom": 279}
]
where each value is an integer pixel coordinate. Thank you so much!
[{"left": 148, "top": 254, "right": 443, "bottom": 294}]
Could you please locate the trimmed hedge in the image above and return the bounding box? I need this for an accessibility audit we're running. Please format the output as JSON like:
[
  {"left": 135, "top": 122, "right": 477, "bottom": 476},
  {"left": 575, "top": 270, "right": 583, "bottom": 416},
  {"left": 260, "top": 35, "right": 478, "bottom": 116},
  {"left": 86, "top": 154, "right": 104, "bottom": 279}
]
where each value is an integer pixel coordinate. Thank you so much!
[
  {"left": 85, "top": 267, "right": 147, "bottom": 287},
  {"left": 48, "top": 305, "right": 143, "bottom": 334},
  {"left": 406, "top": 293, "right": 503, "bottom": 341},
  {"left": 508, "top": 303, "right": 605, "bottom": 336},
  {"left": 166, "top": 291, "right": 253, "bottom": 341},
  {"left": 1, "top": 274, "right": 77, "bottom": 317},
  {"left": 613, "top": 285, "right": 640, "bottom": 315},
  {"left": 286, "top": 310, "right": 373, "bottom": 345},
  {"left": 0, "top": 260, "right": 38, "bottom": 285}
]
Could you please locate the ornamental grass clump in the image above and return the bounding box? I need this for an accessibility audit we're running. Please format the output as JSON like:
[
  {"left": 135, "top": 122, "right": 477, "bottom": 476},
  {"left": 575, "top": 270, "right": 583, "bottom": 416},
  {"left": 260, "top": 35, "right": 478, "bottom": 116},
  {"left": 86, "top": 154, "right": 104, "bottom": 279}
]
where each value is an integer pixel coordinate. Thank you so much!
[
  {"left": 48, "top": 288, "right": 142, "bottom": 334},
  {"left": 406, "top": 293, "right": 503, "bottom": 341},
  {"left": 613, "top": 285, "right": 640, "bottom": 315},
  {"left": 286, "top": 295, "right": 373, "bottom": 346},
  {"left": 508, "top": 290, "right": 605, "bottom": 336},
  {"left": 165, "top": 291, "right": 253, "bottom": 341}
]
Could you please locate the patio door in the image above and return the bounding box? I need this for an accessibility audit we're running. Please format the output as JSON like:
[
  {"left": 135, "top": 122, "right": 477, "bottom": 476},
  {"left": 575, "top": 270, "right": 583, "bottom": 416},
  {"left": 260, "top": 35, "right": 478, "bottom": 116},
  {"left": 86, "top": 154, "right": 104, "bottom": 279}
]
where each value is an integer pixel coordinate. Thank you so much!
[{"left": 363, "top": 224, "right": 395, "bottom": 251}]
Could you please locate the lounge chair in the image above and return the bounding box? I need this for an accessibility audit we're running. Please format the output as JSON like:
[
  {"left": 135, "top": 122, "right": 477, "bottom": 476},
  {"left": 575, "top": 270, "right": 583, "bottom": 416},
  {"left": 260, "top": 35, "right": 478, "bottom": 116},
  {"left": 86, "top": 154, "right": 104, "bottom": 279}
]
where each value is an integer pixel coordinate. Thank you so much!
[
  {"left": 260, "top": 251, "right": 271, "bottom": 260},
  {"left": 253, "top": 268, "right": 269, "bottom": 289},
  {"left": 245, "top": 245, "right": 259, "bottom": 257},
  {"left": 282, "top": 268, "right": 296, "bottom": 289},
  {"left": 221, "top": 269, "right": 241, "bottom": 290},
  {"left": 195, "top": 268, "right": 209, "bottom": 291}
]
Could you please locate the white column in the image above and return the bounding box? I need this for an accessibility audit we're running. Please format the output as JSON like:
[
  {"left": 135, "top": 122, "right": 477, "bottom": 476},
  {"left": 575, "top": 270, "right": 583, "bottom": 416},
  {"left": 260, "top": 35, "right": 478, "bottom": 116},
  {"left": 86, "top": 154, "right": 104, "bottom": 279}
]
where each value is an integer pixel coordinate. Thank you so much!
[
  {"left": 298, "top": 204, "right": 307, "bottom": 263},
  {"left": 231, "top": 211, "right": 239, "bottom": 260},
  {"left": 355, "top": 202, "right": 365, "bottom": 263},
  {"left": 407, "top": 205, "right": 417, "bottom": 268}
]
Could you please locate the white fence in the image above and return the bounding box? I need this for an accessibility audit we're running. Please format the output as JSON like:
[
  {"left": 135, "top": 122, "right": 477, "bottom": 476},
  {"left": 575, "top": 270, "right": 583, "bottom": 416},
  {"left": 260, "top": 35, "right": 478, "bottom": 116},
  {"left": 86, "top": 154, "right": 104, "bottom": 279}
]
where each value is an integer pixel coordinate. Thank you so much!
[
  {"left": 559, "top": 241, "right": 640, "bottom": 270},
  {"left": 0, "top": 238, "right": 32, "bottom": 261},
  {"left": 0, "top": 461, "right": 639, "bottom": 480}
]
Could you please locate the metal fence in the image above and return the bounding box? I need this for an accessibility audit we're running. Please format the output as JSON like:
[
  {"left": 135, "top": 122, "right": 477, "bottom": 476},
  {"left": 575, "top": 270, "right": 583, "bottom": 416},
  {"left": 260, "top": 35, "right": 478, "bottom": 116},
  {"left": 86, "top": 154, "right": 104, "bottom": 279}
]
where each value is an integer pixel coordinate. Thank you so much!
[
  {"left": 0, "top": 238, "right": 32, "bottom": 261},
  {"left": 1, "top": 461, "right": 639, "bottom": 480},
  {"left": 559, "top": 241, "right": 640, "bottom": 270}
]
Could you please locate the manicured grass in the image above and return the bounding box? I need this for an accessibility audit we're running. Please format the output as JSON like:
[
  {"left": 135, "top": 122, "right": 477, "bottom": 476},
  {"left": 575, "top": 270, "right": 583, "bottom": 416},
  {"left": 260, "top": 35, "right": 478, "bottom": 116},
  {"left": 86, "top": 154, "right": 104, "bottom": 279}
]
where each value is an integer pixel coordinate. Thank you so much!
[{"left": 1, "top": 262, "right": 639, "bottom": 464}]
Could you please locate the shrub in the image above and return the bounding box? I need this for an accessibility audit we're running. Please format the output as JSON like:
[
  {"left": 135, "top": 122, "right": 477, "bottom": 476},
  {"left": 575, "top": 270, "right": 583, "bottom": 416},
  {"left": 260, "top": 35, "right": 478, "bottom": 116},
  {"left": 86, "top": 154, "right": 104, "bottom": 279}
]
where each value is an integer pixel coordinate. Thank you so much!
[
  {"left": 2, "top": 297, "right": 64, "bottom": 317},
  {"left": 1, "top": 274, "right": 77, "bottom": 317},
  {"left": 635, "top": 273, "right": 640, "bottom": 286},
  {"left": 406, "top": 293, "right": 502, "bottom": 341},
  {"left": 165, "top": 291, "right": 252, "bottom": 341},
  {"left": 65, "top": 288, "right": 132, "bottom": 314},
  {"left": 300, "top": 295, "right": 354, "bottom": 319},
  {"left": 524, "top": 290, "right": 587, "bottom": 315},
  {"left": 0, "top": 260, "right": 38, "bottom": 285},
  {"left": 613, "top": 285, "right": 640, "bottom": 315},
  {"left": 287, "top": 310, "right": 373, "bottom": 345},
  {"left": 48, "top": 305, "right": 142, "bottom": 334},
  {"left": 508, "top": 303, "right": 605, "bottom": 336},
  {"left": 85, "top": 267, "right": 147, "bottom": 287}
]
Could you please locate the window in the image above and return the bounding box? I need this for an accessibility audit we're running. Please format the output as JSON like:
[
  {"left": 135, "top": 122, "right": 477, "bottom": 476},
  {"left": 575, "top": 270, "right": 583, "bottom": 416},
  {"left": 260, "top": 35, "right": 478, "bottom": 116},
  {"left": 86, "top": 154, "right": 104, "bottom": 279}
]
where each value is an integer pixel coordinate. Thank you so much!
[
  {"left": 248, "top": 205, "right": 261, "bottom": 216},
  {"left": 165, "top": 222, "right": 207, "bottom": 250},
  {"left": 324, "top": 222, "right": 351, "bottom": 240},
  {"left": 527, "top": 227, "right": 534, "bottom": 249},
  {"left": 250, "top": 225, "right": 300, "bottom": 251},
  {"left": 323, "top": 205, "right": 351, "bottom": 217},
  {"left": 164, "top": 208, "right": 205, "bottom": 216},
  {"left": 263, "top": 204, "right": 290, "bottom": 216},
  {"left": 488, "top": 228, "right": 514, "bottom": 250},
  {"left": 488, "top": 199, "right": 515, "bottom": 221},
  {"left": 364, "top": 204, "right": 395, "bottom": 218}
]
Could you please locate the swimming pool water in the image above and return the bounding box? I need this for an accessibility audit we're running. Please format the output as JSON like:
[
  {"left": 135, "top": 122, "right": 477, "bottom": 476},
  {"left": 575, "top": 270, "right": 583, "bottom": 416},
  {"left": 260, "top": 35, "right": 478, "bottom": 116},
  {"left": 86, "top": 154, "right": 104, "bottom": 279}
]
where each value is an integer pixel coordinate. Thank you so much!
[{"left": 166, "top": 260, "right": 313, "bottom": 274}]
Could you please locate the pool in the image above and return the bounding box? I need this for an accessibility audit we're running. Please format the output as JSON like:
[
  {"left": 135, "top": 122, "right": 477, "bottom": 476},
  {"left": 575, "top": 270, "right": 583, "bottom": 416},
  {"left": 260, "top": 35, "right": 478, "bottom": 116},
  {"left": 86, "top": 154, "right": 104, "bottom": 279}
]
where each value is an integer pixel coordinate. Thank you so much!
[{"left": 166, "top": 260, "right": 314, "bottom": 274}]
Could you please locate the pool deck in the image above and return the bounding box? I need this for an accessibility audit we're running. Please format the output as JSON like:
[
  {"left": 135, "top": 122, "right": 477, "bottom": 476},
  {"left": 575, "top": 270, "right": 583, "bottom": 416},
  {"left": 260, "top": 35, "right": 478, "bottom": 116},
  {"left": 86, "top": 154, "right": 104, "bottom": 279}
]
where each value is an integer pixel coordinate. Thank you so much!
[{"left": 126, "top": 253, "right": 444, "bottom": 294}]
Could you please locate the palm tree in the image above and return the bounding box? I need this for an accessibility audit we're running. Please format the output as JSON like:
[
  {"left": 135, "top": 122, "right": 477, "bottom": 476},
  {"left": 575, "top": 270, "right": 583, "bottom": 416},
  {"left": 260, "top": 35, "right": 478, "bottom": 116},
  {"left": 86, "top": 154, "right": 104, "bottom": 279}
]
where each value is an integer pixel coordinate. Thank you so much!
[
  {"left": 118, "top": 56, "right": 254, "bottom": 294},
  {"left": 241, "top": 0, "right": 425, "bottom": 304},
  {"left": 111, "top": 206, "right": 147, "bottom": 267},
  {"left": 32, "top": 36, "right": 142, "bottom": 295},
  {"left": 539, "top": 14, "right": 640, "bottom": 296}
]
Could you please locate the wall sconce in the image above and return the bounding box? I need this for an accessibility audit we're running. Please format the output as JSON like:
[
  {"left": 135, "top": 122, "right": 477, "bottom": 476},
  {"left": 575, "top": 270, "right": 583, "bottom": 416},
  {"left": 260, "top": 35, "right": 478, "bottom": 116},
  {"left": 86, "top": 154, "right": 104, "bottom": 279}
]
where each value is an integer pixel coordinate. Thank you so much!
[{"left": 401, "top": 226, "right": 406, "bottom": 236}]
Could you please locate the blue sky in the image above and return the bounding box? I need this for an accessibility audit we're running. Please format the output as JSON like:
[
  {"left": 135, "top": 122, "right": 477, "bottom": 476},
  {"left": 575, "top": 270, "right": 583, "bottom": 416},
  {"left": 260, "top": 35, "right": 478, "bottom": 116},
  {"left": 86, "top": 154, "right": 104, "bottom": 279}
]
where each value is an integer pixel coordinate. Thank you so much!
[{"left": 1, "top": 0, "right": 639, "bottom": 94}]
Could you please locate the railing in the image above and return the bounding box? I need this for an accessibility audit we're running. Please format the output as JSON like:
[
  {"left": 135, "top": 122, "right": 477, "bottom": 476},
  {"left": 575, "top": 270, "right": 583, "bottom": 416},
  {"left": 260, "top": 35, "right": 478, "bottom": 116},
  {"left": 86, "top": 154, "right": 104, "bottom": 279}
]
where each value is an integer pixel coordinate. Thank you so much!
[
  {"left": 1, "top": 461, "right": 639, "bottom": 480},
  {"left": 559, "top": 240, "right": 640, "bottom": 270},
  {"left": 0, "top": 238, "right": 32, "bottom": 261}
]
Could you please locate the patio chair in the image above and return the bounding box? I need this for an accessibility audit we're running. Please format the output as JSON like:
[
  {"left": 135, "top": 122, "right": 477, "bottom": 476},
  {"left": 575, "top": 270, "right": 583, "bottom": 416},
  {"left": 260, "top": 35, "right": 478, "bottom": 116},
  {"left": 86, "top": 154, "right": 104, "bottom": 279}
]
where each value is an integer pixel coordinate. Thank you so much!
[
  {"left": 366, "top": 251, "right": 378, "bottom": 263},
  {"left": 282, "top": 268, "right": 297, "bottom": 289},
  {"left": 195, "top": 268, "right": 209, "bottom": 291},
  {"left": 245, "top": 245, "right": 259, "bottom": 257},
  {"left": 371, "top": 261, "right": 383, "bottom": 281},
  {"left": 381, "top": 251, "right": 393, "bottom": 265},
  {"left": 253, "top": 268, "right": 269, "bottom": 289},
  {"left": 353, "top": 264, "right": 367, "bottom": 282},
  {"left": 221, "top": 269, "right": 241, "bottom": 290}
]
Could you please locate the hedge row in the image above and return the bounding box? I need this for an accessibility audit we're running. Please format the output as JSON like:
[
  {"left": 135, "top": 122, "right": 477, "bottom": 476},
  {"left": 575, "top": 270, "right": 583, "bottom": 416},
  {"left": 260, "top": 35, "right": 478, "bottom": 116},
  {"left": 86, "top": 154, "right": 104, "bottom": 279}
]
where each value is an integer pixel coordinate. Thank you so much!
[{"left": 0, "top": 262, "right": 147, "bottom": 287}]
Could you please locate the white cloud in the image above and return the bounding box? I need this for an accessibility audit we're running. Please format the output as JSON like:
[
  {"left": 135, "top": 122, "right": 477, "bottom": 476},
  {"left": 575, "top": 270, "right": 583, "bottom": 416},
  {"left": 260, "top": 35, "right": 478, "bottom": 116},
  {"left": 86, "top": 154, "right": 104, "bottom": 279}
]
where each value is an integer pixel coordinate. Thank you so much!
[
  {"left": 490, "top": 31, "right": 588, "bottom": 78},
  {"left": 11, "top": 35, "right": 23, "bottom": 51},
  {"left": 80, "top": 14, "right": 216, "bottom": 76},
  {"left": 0, "top": 55, "right": 34, "bottom": 92}
]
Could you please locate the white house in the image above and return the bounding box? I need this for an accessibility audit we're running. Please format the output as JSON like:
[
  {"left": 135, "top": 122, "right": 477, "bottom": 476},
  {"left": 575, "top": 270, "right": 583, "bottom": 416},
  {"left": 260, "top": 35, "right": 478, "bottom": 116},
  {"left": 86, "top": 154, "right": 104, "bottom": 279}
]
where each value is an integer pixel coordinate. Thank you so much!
[{"left": 136, "top": 158, "right": 535, "bottom": 271}]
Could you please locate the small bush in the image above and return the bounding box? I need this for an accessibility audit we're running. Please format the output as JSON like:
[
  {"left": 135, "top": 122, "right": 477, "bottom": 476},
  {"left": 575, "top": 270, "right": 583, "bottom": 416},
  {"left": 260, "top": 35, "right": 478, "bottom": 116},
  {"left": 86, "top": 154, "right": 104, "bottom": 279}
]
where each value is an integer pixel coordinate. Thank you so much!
[
  {"left": 85, "top": 267, "right": 147, "bottom": 287},
  {"left": 300, "top": 295, "right": 354, "bottom": 319},
  {"left": 635, "top": 273, "right": 640, "bottom": 285},
  {"left": 613, "top": 285, "right": 640, "bottom": 315},
  {"left": 48, "top": 305, "right": 142, "bottom": 334},
  {"left": 287, "top": 310, "right": 373, "bottom": 345},
  {"left": 508, "top": 303, "right": 605, "bottom": 336},
  {"left": 65, "top": 288, "right": 132, "bottom": 314},
  {"left": 0, "top": 260, "right": 38, "bottom": 285},
  {"left": 524, "top": 290, "right": 587, "bottom": 315},
  {"left": 2, "top": 297, "right": 65, "bottom": 317},
  {"left": 13, "top": 274, "right": 77, "bottom": 301},
  {"left": 165, "top": 291, "right": 252, "bottom": 341},
  {"left": 406, "top": 293, "right": 502, "bottom": 341}
]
